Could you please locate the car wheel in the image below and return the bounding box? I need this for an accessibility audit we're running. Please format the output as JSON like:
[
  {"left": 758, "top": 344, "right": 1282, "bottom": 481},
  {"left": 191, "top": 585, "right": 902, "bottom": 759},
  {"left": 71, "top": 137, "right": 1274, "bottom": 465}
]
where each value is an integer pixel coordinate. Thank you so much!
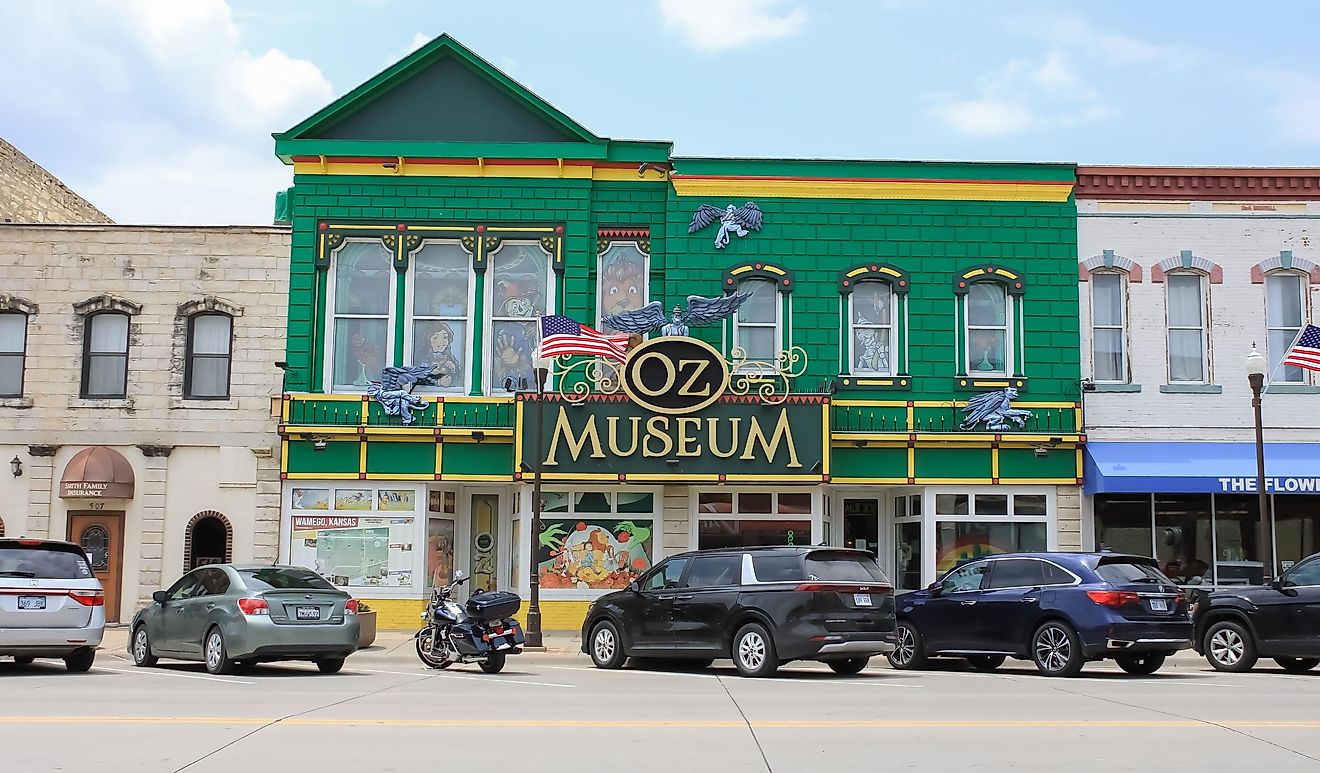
[
  {"left": 204, "top": 627, "right": 234, "bottom": 675},
  {"left": 588, "top": 621, "right": 626, "bottom": 670},
  {"left": 732, "top": 622, "right": 779, "bottom": 678},
  {"left": 1204, "top": 620, "right": 1257, "bottom": 672},
  {"left": 1031, "top": 621, "right": 1084, "bottom": 677},
  {"left": 1115, "top": 653, "right": 1166, "bottom": 675},
  {"left": 965, "top": 655, "right": 1006, "bottom": 672},
  {"left": 886, "top": 622, "right": 928, "bottom": 670},
  {"left": 64, "top": 647, "right": 95, "bottom": 673},
  {"left": 131, "top": 625, "right": 158, "bottom": 667},
  {"left": 479, "top": 652, "right": 506, "bottom": 674},
  {"left": 316, "top": 658, "right": 345, "bottom": 674},
  {"left": 1274, "top": 657, "right": 1320, "bottom": 673},
  {"left": 826, "top": 657, "right": 869, "bottom": 675},
  {"left": 13, "top": 656, "right": 35, "bottom": 666}
]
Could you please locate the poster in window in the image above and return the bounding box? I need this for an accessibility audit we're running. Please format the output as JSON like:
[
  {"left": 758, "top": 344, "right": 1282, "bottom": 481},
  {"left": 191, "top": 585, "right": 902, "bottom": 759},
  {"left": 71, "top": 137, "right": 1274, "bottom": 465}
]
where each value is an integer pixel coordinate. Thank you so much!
[
  {"left": 290, "top": 515, "right": 414, "bottom": 587},
  {"left": 377, "top": 489, "right": 416, "bottom": 512},
  {"left": 334, "top": 489, "right": 374, "bottom": 511},
  {"left": 292, "top": 489, "right": 330, "bottom": 511},
  {"left": 537, "top": 519, "right": 653, "bottom": 590},
  {"left": 426, "top": 518, "right": 456, "bottom": 589}
]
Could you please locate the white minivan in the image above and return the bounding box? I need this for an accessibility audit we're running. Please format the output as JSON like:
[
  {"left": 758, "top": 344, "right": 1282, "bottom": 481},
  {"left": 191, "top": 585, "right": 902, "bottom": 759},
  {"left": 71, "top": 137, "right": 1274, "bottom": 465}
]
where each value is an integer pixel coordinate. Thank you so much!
[{"left": 0, "top": 538, "right": 106, "bottom": 671}]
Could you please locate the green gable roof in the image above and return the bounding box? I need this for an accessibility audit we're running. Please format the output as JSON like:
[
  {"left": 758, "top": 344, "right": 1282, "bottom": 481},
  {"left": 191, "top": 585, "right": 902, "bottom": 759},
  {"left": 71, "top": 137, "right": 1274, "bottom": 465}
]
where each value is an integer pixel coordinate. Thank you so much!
[{"left": 275, "top": 34, "right": 605, "bottom": 161}]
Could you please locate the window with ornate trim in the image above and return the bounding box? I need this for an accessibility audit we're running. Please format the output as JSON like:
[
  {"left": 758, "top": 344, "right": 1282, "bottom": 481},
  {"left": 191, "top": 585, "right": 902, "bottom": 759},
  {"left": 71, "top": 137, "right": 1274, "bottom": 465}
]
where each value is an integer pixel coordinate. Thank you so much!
[
  {"left": 325, "top": 239, "right": 394, "bottom": 392},
  {"left": 1265, "top": 271, "right": 1308, "bottom": 384},
  {"left": 407, "top": 239, "right": 473, "bottom": 393},
  {"left": 488, "top": 239, "right": 555, "bottom": 392},
  {"left": 724, "top": 264, "right": 793, "bottom": 371},
  {"left": 1165, "top": 271, "right": 1209, "bottom": 383},
  {"left": 184, "top": 313, "right": 233, "bottom": 399},
  {"left": 1090, "top": 271, "right": 1128, "bottom": 383},
  {"left": 0, "top": 312, "right": 27, "bottom": 397},
  {"left": 82, "top": 312, "right": 130, "bottom": 398},
  {"left": 596, "top": 238, "right": 649, "bottom": 334},
  {"left": 838, "top": 264, "right": 910, "bottom": 379}
]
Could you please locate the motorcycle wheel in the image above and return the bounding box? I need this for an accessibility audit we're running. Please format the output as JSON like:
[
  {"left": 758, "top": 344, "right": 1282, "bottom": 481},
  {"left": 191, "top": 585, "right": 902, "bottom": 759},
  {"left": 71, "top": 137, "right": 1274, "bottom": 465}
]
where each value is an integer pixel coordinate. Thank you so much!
[
  {"left": 480, "top": 652, "right": 506, "bottom": 674},
  {"left": 415, "top": 628, "right": 453, "bottom": 670}
]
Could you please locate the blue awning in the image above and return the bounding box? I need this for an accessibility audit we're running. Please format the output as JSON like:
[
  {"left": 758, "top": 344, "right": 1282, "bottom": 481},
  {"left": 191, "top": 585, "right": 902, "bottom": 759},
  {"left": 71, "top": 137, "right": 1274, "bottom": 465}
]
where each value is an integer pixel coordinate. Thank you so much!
[{"left": 1084, "top": 442, "right": 1320, "bottom": 495}]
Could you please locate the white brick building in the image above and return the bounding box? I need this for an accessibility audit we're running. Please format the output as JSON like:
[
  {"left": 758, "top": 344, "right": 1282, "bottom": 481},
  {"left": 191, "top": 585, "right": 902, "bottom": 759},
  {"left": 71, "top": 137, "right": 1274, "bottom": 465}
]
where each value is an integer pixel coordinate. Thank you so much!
[
  {"left": 0, "top": 224, "right": 290, "bottom": 622},
  {"left": 1076, "top": 168, "right": 1320, "bottom": 587}
]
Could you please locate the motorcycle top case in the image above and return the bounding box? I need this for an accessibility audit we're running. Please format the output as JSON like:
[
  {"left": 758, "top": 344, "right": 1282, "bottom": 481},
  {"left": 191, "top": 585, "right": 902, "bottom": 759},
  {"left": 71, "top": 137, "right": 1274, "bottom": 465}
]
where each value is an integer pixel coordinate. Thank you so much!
[{"left": 465, "top": 590, "right": 521, "bottom": 622}]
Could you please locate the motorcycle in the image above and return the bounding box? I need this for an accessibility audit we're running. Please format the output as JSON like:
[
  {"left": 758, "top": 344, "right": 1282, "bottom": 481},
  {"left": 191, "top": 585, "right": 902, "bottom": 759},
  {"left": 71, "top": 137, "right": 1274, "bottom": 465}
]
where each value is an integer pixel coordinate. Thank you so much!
[{"left": 415, "top": 570, "right": 525, "bottom": 673}]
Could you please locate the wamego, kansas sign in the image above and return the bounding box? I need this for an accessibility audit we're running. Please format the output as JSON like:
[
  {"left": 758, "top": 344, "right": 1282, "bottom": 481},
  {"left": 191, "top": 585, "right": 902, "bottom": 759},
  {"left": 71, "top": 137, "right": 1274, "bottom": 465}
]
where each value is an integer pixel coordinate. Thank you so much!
[{"left": 516, "top": 337, "right": 828, "bottom": 482}]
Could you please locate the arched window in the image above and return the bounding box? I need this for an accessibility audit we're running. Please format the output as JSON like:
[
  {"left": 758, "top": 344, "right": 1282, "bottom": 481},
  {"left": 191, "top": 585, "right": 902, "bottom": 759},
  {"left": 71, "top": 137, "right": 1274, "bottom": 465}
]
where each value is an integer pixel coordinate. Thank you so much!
[
  {"left": 1265, "top": 271, "right": 1309, "bottom": 384},
  {"left": 839, "top": 264, "right": 909, "bottom": 379},
  {"left": 185, "top": 313, "right": 234, "bottom": 399},
  {"left": 82, "top": 311, "right": 131, "bottom": 398},
  {"left": 184, "top": 511, "right": 233, "bottom": 571},
  {"left": 1165, "top": 271, "right": 1210, "bottom": 384},
  {"left": 724, "top": 263, "right": 794, "bottom": 369},
  {"left": 0, "top": 311, "right": 27, "bottom": 397}
]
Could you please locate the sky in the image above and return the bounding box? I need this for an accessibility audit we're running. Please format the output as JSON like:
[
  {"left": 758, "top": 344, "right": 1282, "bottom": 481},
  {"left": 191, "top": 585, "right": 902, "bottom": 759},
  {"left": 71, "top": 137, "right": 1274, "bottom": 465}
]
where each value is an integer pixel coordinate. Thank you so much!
[{"left": 3, "top": 0, "right": 1319, "bottom": 225}]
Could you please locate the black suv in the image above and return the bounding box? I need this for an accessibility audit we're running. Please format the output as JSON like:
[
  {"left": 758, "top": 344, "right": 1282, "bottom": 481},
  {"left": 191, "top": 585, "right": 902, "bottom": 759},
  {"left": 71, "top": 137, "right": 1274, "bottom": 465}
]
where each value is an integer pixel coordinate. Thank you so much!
[
  {"left": 1193, "top": 552, "right": 1320, "bottom": 673},
  {"left": 580, "top": 546, "right": 896, "bottom": 677}
]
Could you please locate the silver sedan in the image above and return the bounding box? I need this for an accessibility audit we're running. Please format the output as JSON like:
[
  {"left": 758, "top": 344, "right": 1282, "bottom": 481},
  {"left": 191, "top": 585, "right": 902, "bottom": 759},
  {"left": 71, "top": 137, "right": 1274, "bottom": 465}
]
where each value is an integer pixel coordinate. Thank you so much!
[{"left": 129, "top": 564, "right": 359, "bottom": 674}]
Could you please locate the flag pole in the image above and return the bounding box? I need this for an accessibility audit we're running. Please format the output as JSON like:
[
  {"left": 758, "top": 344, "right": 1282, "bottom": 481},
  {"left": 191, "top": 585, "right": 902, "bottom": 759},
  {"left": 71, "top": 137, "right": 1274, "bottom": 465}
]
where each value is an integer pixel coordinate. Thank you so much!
[{"left": 1262, "top": 325, "right": 1308, "bottom": 395}]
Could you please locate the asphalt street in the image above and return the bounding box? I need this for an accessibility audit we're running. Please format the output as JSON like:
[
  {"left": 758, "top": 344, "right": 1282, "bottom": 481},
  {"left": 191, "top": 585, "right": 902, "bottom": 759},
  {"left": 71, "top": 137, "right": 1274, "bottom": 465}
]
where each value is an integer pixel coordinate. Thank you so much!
[{"left": 2, "top": 632, "right": 1318, "bottom": 772}]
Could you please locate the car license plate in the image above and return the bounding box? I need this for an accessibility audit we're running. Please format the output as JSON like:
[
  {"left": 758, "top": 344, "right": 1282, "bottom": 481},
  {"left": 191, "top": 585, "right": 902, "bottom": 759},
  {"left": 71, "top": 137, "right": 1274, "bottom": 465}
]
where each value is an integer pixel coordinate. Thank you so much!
[
  {"left": 295, "top": 605, "right": 321, "bottom": 620},
  {"left": 18, "top": 596, "right": 46, "bottom": 610},
  {"left": 854, "top": 593, "right": 872, "bottom": 607},
  {"left": 1150, "top": 599, "right": 1168, "bottom": 612}
]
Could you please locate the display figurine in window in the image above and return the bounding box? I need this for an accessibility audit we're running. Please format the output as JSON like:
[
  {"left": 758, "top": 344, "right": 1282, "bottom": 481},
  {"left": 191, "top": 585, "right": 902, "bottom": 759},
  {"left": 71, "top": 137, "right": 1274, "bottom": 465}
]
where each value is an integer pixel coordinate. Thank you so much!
[
  {"left": 494, "top": 327, "right": 534, "bottom": 389},
  {"left": 970, "top": 331, "right": 1003, "bottom": 372},
  {"left": 600, "top": 252, "right": 646, "bottom": 319},
  {"left": 350, "top": 331, "right": 382, "bottom": 387},
  {"left": 855, "top": 329, "right": 889, "bottom": 372},
  {"left": 425, "top": 323, "right": 462, "bottom": 389}
]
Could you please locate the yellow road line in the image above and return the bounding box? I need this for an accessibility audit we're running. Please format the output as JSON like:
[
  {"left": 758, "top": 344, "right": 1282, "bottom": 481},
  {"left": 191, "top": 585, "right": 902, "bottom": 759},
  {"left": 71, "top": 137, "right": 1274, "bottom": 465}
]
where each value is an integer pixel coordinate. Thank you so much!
[{"left": 1, "top": 717, "right": 1318, "bottom": 730}]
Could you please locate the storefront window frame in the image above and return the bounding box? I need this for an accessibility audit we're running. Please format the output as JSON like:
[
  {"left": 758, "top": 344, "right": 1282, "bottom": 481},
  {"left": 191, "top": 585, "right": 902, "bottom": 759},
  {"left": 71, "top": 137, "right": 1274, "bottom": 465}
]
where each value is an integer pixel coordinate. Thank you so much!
[
  {"left": 923, "top": 486, "right": 1055, "bottom": 584},
  {"left": 690, "top": 487, "right": 823, "bottom": 551},
  {"left": 323, "top": 239, "right": 398, "bottom": 394},
  {"left": 403, "top": 239, "right": 476, "bottom": 394}
]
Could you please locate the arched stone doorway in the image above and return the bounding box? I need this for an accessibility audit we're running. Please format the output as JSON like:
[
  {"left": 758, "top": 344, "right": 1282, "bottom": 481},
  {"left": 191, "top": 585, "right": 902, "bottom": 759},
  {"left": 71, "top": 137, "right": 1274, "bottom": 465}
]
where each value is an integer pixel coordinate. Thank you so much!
[{"left": 184, "top": 511, "right": 232, "bottom": 570}]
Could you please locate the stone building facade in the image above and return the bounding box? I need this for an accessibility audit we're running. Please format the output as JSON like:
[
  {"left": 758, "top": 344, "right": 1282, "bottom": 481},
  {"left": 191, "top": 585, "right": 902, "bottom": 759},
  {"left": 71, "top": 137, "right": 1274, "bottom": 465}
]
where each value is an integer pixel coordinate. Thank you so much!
[
  {"left": 0, "top": 224, "right": 289, "bottom": 622},
  {"left": 1, "top": 138, "right": 112, "bottom": 224},
  {"left": 1077, "top": 167, "right": 1320, "bottom": 586}
]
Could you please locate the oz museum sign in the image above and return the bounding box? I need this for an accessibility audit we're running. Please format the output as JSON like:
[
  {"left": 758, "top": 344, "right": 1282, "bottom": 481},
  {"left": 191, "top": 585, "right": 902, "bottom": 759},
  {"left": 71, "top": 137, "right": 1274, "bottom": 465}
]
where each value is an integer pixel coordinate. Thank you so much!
[{"left": 516, "top": 337, "right": 828, "bottom": 483}]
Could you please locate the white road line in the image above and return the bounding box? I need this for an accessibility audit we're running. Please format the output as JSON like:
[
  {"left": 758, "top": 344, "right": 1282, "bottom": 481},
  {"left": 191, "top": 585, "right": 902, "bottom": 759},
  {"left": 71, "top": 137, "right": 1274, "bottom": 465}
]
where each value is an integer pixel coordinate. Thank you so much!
[
  {"left": 94, "top": 666, "right": 255, "bottom": 685},
  {"left": 540, "top": 664, "right": 920, "bottom": 686},
  {"left": 542, "top": 665, "right": 717, "bottom": 680},
  {"left": 352, "top": 667, "right": 574, "bottom": 688}
]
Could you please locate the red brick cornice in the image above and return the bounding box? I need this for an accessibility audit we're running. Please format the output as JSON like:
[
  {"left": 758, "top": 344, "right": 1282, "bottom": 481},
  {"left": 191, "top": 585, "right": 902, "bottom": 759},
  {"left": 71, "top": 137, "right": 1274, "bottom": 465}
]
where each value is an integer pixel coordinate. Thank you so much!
[{"left": 1076, "top": 166, "right": 1320, "bottom": 200}]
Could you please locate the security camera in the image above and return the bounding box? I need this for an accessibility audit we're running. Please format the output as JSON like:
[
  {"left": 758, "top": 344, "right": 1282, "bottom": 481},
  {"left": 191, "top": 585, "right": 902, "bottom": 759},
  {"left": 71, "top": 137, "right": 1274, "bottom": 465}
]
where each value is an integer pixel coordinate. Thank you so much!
[{"left": 1034, "top": 446, "right": 1049, "bottom": 458}]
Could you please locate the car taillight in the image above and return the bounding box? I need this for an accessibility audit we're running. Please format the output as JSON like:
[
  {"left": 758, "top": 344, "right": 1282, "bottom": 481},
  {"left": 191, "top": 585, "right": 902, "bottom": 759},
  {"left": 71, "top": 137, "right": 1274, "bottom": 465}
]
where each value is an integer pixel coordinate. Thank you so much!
[
  {"left": 345, "top": 599, "right": 359, "bottom": 615},
  {"left": 17, "top": 538, "right": 43, "bottom": 546},
  {"left": 237, "top": 598, "right": 269, "bottom": 615},
  {"left": 1087, "top": 590, "right": 1141, "bottom": 607},
  {"left": 69, "top": 590, "right": 104, "bottom": 607}
]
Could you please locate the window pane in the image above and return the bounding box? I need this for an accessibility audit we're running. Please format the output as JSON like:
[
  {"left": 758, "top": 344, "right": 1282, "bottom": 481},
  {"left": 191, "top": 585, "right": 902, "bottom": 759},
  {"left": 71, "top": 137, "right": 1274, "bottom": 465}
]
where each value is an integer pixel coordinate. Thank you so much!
[
  {"left": 89, "top": 314, "right": 128, "bottom": 354},
  {"left": 1266, "top": 274, "right": 1304, "bottom": 328},
  {"left": 895, "top": 521, "right": 922, "bottom": 590},
  {"left": 975, "top": 494, "right": 1008, "bottom": 516},
  {"left": 491, "top": 319, "right": 537, "bottom": 391},
  {"left": 738, "top": 279, "right": 777, "bottom": 324},
  {"left": 1274, "top": 495, "right": 1320, "bottom": 569},
  {"left": 936, "top": 522, "right": 1047, "bottom": 574},
  {"left": 413, "top": 242, "right": 470, "bottom": 316},
  {"left": 967, "top": 283, "right": 1006, "bottom": 326},
  {"left": 87, "top": 354, "right": 126, "bottom": 396},
  {"left": 986, "top": 559, "right": 1045, "bottom": 589},
  {"left": 940, "top": 561, "right": 988, "bottom": 592},
  {"left": 1094, "top": 494, "right": 1153, "bottom": 556},
  {"left": 911, "top": 495, "right": 922, "bottom": 516},
  {"left": 737, "top": 326, "right": 776, "bottom": 361},
  {"left": 333, "top": 241, "right": 392, "bottom": 316},
  {"left": 1092, "top": 274, "right": 1123, "bottom": 327},
  {"left": 739, "top": 493, "right": 772, "bottom": 514},
  {"left": 698, "top": 519, "right": 810, "bottom": 550},
  {"left": 1094, "top": 328, "right": 1124, "bottom": 381},
  {"left": 1154, "top": 494, "right": 1212, "bottom": 585},
  {"left": 1013, "top": 494, "right": 1048, "bottom": 516},
  {"left": 752, "top": 554, "right": 805, "bottom": 582},
  {"left": 1168, "top": 330, "right": 1205, "bottom": 382},
  {"left": 572, "top": 492, "right": 612, "bottom": 513},
  {"left": 968, "top": 330, "right": 1006, "bottom": 373},
  {"left": 852, "top": 329, "right": 891, "bottom": 373},
  {"left": 935, "top": 494, "right": 969, "bottom": 515},
  {"left": 1166, "top": 274, "right": 1203, "bottom": 327},
  {"left": 697, "top": 492, "right": 733, "bottom": 513},
  {"left": 188, "top": 357, "right": 229, "bottom": 398},
  {"left": 0, "top": 353, "right": 22, "bottom": 395},
  {"left": 412, "top": 320, "right": 465, "bottom": 389},
  {"left": 851, "top": 282, "right": 892, "bottom": 325},
  {"left": 0, "top": 314, "right": 25, "bottom": 353},
  {"left": 191, "top": 315, "right": 231, "bottom": 355},
  {"left": 685, "top": 555, "right": 741, "bottom": 588},
  {"left": 491, "top": 242, "right": 548, "bottom": 317},
  {"left": 1212, "top": 494, "right": 1263, "bottom": 586},
  {"left": 1284, "top": 561, "right": 1320, "bottom": 588},
  {"left": 617, "top": 492, "right": 654, "bottom": 513},
  {"left": 777, "top": 493, "right": 812, "bottom": 514},
  {"left": 598, "top": 243, "right": 647, "bottom": 330},
  {"left": 332, "top": 318, "right": 388, "bottom": 388},
  {"left": 1268, "top": 328, "right": 1305, "bottom": 384}
]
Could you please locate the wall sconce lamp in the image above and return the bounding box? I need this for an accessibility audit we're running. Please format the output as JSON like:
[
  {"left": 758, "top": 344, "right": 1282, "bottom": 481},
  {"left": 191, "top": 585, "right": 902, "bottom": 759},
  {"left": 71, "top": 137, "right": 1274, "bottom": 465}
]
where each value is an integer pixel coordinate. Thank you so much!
[
  {"left": 311, "top": 437, "right": 328, "bottom": 451},
  {"left": 9, "top": 455, "right": 21, "bottom": 477}
]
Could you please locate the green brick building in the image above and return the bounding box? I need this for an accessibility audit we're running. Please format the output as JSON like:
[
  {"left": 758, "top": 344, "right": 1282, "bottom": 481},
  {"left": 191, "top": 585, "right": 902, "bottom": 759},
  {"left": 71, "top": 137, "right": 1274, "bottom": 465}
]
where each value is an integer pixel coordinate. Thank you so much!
[{"left": 273, "top": 35, "right": 1082, "bottom": 630}]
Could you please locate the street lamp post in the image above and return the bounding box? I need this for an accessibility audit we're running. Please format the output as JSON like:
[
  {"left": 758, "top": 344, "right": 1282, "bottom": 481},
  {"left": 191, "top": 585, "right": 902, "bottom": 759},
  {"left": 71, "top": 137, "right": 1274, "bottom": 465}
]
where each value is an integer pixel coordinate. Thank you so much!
[
  {"left": 1245, "top": 346, "right": 1275, "bottom": 585},
  {"left": 525, "top": 363, "right": 549, "bottom": 648}
]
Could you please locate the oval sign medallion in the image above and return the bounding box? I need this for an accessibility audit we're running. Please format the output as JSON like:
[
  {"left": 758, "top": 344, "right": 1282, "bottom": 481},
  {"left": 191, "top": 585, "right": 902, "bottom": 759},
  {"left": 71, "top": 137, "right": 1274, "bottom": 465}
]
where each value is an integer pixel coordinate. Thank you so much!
[{"left": 621, "top": 336, "right": 729, "bottom": 415}]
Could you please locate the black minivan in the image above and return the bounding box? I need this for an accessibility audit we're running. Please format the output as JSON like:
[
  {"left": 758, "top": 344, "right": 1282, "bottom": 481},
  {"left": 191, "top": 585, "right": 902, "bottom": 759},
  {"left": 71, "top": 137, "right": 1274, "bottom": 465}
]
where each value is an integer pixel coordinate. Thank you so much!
[{"left": 581, "top": 546, "right": 896, "bottom": 677}]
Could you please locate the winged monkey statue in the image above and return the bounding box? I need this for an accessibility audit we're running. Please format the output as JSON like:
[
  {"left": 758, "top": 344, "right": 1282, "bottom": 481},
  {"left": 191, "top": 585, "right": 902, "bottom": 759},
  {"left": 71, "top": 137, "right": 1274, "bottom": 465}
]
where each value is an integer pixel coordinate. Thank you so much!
[
  {"left": 602, "top": 292, "right": 752, "bottom": 338},
  {"left": 688, "top": 202, "right": 764, "bottom": 249},
  {"left": 959, "top": 387, "right": 1034, "bottom": 432}
]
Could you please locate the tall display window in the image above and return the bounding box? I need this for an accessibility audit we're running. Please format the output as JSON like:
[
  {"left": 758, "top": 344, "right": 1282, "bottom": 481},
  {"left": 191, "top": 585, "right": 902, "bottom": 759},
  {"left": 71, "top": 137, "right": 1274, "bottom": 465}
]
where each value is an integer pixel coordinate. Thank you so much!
[{"left": 692, "top": 490, "right": 821, "bottom": 550}]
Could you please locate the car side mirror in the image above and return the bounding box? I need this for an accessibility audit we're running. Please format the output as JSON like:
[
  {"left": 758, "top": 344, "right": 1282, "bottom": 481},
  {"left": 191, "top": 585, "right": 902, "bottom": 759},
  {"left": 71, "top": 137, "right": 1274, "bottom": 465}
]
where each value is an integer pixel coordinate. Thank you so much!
[
  {"left": 152, "top": 590, "right": 168, "bottom": 604},
  {"left": 1271, "top": 579, "right": 1287, "bottom": 592},
  {"left": 927, "top": 581, "right": 942, "bottom": 597},
  {"left": 627, "top": 580, "right": 641, "bottom": 594}
]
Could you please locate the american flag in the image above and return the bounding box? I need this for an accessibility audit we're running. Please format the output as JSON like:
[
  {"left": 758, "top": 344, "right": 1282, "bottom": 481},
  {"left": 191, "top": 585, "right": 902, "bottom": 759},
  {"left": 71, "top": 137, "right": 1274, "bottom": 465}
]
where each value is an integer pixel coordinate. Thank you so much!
[
  {"left": 1281, "top": 323, "right": 1320, "bottom": 372},
  {"left": 538, "top": 315, "right": 630, "bottom": 361}
]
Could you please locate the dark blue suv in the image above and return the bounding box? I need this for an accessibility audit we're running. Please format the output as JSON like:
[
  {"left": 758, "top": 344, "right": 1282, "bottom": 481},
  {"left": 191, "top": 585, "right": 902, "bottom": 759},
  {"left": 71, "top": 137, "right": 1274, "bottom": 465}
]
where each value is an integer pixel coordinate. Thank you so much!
[{"left": 887, "top": 552, "right": 1192, "bottom": 677}]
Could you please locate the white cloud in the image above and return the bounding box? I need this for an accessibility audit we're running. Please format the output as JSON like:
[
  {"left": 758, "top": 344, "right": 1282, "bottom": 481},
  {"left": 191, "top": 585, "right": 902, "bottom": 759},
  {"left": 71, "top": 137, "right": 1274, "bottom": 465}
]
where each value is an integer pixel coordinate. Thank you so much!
[
  {"left": 927, "top": 48, "right": 1110, "bottom": 137},
  {"left": 658, "top": 0, "right": 808, "bottom": 52},
  {"left": 0, "top": 0, "right": 332, "bottom": 224},
  {"left": 1030, "top": 13, "right": 1197, "bottom": 68}
]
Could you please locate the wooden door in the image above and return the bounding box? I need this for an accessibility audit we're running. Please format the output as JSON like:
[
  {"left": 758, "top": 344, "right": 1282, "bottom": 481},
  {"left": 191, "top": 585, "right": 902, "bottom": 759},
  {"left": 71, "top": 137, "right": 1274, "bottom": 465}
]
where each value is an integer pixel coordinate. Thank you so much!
[{"left": 68, "top": 512, "right": 125, "bottom": 623}]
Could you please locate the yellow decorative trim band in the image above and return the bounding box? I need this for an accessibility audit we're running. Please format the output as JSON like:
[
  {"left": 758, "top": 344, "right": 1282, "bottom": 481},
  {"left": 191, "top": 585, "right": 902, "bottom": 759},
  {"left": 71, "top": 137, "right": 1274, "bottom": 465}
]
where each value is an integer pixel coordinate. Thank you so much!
[
  {"left": 671, "top": 176, "right": 1074, "bottom": 203},
  {"left": 292, "top": 160, "right": 663, "bottom": 183}
]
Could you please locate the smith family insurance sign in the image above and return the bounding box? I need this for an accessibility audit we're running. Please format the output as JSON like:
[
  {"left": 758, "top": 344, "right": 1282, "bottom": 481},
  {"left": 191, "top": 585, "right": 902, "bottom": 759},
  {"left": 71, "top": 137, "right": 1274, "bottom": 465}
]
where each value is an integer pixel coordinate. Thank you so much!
[{"left": 516, "top": 337, "right": 829, "bottom": 483}]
